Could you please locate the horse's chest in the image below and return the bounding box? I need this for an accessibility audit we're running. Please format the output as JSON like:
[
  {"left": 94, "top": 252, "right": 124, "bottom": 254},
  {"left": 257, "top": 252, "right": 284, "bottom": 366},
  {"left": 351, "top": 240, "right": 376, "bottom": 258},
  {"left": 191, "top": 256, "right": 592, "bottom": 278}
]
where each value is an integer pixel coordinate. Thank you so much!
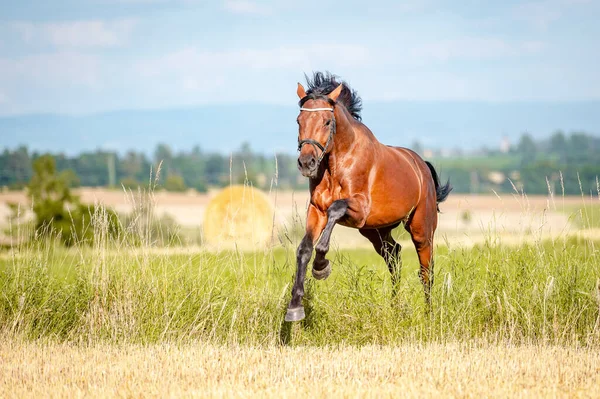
[
  {"left": 311, "top": 189, "right": 334, "bottom": 212},
  {"left": 310, "top": 180, "right": 343, "bottom": 212}
]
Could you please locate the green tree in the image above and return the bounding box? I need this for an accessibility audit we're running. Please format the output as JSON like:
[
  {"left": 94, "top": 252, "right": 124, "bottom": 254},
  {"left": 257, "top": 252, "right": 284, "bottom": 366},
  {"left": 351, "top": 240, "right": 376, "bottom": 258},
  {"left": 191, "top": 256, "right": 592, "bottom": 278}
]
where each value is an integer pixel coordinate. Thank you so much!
[
  {"left": 164, "top": 174, "right": 187, "bottom": 192},
  {"left": 28, "top": 155, "right": 119, "bottom": 246},
  {"left": 0, "top": 146, "right": 33, "bottom": 188},
  {"left": 205, "top": 154, "right": 226, "bottom": 185},
  {"left": 568, "top": 133, "right": 591, "bottom": 162},
  {"left": 517, "top": 133, "right": 537, "bottom": 166},
  {"left": 549, "top": 131, "right": 567, "bottom": 163},
  {"left": 411, "top": 140, "right": 424, "bottom": 156},
  {"left": 154, "top": 143, "right": 173, "bottom": 182}
]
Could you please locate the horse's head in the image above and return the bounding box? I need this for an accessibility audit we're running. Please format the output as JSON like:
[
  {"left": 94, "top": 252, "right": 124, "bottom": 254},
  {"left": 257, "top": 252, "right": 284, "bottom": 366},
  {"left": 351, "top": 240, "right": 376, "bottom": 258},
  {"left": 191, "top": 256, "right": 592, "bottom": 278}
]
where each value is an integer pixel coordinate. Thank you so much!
[{"left": 296, "top": 82, "right": 343, "bottom": 178}]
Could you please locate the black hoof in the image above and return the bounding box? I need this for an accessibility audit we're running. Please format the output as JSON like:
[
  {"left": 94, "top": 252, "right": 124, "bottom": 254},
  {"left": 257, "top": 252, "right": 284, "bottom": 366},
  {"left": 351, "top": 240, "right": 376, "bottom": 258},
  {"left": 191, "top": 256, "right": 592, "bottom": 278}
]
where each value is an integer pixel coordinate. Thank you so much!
[
  {"left": 285, "top": 307, "right": 305, "bottom": 322},
  {"left": 312, "top": 261, "right": 331, "bottom": 280}
]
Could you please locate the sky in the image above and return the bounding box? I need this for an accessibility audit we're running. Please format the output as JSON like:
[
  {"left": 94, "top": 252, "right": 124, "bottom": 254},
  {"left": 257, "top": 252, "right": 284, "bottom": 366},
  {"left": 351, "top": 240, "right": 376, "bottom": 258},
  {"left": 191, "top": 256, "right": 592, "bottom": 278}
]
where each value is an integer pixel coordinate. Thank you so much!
[{"left": 0, "top": 0, "right": 599, "bottom": 117}]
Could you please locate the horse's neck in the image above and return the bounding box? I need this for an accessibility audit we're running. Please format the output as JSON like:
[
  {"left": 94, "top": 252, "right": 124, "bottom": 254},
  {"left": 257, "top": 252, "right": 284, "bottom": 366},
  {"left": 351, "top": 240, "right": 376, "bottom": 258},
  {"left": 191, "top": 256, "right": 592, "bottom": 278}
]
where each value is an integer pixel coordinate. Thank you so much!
[
  {"left": 331, "top": 106, "right": 358, "bottom": 155},
  {"left": 323, "top": 107, "right": 359, "bottom": 182}
]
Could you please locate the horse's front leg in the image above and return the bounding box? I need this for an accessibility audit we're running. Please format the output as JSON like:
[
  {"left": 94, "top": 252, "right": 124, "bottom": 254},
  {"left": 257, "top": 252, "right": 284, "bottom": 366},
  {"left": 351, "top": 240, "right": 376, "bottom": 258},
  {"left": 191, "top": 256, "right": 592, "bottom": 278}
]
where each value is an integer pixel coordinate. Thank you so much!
[
  {"left": 285, "top": 205, "right": 327, "bottom": 322},
  {"left": 312, "top": 196, "right": 369, "bottom": 279},
  {"left": 311, "top": 200, "right": 347, "bottom": 279}
]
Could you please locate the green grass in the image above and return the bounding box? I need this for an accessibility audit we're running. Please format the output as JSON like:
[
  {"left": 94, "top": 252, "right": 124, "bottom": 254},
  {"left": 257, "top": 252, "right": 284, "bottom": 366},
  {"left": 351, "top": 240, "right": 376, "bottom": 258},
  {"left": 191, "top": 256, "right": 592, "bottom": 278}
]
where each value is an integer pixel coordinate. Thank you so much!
[
  {"left": 1, "top": 234, "right": 599, "bottom": 347},
  {"left": 432, "top": 154, "right": 522, "bottom": 170},
  {"left": 562, "top": 203, "right": 600, "bottom": 229}
]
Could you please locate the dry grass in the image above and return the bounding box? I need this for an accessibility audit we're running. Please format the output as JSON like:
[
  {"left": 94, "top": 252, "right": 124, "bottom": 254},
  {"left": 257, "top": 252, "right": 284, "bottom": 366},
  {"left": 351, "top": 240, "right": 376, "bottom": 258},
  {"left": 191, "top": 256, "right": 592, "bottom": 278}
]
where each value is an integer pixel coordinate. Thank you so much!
[
  {"left": 1, "top": 341, "right": 599, "bottom": 398},
  {"left": 3, "top": 189, "right": 599, "bottom": 249},
  {"left": 202, "top": 185, "right": 275, "bottom": 250}
]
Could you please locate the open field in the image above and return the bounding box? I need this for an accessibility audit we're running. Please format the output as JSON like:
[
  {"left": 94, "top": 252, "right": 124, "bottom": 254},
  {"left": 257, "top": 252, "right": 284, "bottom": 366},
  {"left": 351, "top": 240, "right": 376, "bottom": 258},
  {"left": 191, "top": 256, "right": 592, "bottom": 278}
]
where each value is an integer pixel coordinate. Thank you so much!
[
  {"left": 2, "top": 188, "right": 600, "bottom": 249},
  {"left": 1, "top": 240, "right": 599, "bottom": 345},
  {"left": 1, "top": 188, "right": 600, "bottom": 396},
  {"left": 2, "top": 342, "right": 599, "bottom": 398}
]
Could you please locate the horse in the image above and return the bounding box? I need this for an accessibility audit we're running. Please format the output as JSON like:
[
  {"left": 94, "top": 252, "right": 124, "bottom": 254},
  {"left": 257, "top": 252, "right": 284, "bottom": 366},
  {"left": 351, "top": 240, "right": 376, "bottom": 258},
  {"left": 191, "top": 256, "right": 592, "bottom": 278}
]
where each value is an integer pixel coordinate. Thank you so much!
[{"left": 285, "top": 72, "right": 452, "bottom": 322}]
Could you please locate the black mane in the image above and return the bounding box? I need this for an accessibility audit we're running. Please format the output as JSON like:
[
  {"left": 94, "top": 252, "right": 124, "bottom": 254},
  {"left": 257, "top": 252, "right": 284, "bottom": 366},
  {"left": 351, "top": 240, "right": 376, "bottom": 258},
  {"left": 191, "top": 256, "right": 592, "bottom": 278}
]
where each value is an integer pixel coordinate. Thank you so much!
[{"left": 299, "top": 71, "right": 363, "bottom": 121}]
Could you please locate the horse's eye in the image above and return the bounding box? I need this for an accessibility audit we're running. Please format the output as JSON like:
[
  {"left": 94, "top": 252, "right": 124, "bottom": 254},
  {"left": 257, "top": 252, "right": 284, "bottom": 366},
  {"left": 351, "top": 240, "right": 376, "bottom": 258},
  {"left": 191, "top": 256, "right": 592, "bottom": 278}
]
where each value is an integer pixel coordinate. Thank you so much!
[{"left": 325, "top": 119, "right": 331, "bottom": 126}]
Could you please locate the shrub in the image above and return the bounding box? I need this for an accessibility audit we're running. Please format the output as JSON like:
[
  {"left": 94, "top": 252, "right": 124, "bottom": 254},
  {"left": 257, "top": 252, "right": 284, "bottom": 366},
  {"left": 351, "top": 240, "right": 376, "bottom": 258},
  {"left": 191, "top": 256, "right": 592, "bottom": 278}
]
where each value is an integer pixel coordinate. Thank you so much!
[
  {"left": 27, "top": 155, "right": 121, "bottom": 246},
  {"left": 164, "top": 174, "right": 187, "bottom": 192}
]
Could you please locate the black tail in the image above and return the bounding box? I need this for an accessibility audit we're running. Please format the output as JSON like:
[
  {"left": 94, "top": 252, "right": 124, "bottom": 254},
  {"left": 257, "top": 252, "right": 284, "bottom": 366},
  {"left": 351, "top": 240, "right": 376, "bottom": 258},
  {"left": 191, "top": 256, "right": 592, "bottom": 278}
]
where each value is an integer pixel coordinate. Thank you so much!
[{"left": 425, "top": 161, "right": 452, "bottom": 212}]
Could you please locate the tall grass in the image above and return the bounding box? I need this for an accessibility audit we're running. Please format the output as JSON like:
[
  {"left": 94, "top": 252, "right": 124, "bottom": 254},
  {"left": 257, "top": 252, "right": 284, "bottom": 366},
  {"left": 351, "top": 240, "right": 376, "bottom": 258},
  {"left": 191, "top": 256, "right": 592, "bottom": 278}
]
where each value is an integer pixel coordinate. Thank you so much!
[
  {"left": 1, "top": 169, "right": 600, "bottom": 347},
  {"left": 1, "top": 226, "right": 599, "bottom": 346}
]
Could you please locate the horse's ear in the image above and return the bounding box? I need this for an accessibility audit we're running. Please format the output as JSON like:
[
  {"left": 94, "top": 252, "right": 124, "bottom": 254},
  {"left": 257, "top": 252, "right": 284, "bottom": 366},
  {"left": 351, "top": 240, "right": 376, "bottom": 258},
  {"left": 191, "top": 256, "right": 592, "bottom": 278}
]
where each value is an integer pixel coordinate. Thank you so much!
[
  {"left": 328, "top": 84, "right": 343, "bottom": 102},
  {"left": 297, "top": 83, "right": 307, "bottom": 99}
]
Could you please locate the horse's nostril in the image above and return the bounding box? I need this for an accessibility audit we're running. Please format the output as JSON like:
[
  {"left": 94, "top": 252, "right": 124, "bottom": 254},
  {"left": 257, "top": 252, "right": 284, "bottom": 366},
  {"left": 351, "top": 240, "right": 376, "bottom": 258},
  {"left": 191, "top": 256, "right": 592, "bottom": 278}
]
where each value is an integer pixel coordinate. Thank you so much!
[
  {"left": 308, "top": 158, "right": 316, "bottom": 168},
  {"left": 297, "top": 158, "right": 302, "bottom": 168}
]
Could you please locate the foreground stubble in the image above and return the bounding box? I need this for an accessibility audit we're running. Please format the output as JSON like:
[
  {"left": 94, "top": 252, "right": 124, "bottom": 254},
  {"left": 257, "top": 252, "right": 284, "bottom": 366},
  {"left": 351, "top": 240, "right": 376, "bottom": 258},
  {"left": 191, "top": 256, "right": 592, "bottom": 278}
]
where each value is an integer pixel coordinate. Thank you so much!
[{"left": 1, "top": 341, "right": 599, "bottom": 398}]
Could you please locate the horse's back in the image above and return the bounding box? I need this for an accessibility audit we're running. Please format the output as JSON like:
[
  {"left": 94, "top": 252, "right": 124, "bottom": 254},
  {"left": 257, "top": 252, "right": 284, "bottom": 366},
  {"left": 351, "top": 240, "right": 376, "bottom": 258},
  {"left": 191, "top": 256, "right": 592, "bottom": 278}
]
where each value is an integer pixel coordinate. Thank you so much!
[
  {"left": 388, "top": 145, "right": 439, "bottom": 215},
  {"left": 361, "top": 144, "right": 429, "bottom": 227},
  {"left": 391, "top": 145, "right": 437, "bottom": 190}
]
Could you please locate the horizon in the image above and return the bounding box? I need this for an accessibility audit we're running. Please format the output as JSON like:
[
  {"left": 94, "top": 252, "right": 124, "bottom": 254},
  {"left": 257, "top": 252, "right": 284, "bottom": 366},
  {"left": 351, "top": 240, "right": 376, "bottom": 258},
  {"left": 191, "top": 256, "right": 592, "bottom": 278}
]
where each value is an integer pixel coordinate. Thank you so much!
[{"left": 1, "top": 99, "right": 599, "bottom": 156}]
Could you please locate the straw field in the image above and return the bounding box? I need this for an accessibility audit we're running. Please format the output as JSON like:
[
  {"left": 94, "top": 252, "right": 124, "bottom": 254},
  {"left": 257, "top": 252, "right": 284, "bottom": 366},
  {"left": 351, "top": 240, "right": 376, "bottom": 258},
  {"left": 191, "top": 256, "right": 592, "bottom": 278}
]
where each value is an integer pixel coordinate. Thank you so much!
[{"left": 2, "top": 342, "right": 599, "bottom": 398}]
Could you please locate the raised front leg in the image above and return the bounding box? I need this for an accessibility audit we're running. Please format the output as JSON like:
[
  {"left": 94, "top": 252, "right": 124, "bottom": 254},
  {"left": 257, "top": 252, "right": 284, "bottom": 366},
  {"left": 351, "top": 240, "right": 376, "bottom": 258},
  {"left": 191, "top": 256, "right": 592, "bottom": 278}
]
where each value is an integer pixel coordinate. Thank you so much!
[
  {"left": 285, "top": 205, "right": 327, "bottom": 322},
  {"left": 312, "top": 195, "right": 370, "bottom": 280},
  {"left": 312, "top": 199, "right": 348, "bottom": 280}
]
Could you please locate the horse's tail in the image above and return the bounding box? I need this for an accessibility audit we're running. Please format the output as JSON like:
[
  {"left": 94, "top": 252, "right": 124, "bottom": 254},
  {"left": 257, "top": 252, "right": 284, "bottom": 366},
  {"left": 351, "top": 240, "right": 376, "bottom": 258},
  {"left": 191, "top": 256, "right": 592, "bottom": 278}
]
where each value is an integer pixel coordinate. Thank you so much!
[{"left": 425, "top": 161, "right": 452, "bottom": 212}]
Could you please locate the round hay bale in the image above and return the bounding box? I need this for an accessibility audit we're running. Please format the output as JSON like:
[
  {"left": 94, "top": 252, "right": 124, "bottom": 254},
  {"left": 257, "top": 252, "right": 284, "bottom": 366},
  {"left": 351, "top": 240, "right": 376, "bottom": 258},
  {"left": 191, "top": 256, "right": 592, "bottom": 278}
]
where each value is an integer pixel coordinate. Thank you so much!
[{"left": 203, "top": 185, "right": 274, "bottom": 250}]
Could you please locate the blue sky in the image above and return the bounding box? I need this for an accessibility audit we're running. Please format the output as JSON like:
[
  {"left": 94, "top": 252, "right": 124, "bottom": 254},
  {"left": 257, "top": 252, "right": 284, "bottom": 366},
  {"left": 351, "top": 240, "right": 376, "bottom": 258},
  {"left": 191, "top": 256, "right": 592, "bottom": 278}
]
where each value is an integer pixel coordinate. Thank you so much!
[{"left": 0, "top": 0, "right": 599, "bottom": 116}]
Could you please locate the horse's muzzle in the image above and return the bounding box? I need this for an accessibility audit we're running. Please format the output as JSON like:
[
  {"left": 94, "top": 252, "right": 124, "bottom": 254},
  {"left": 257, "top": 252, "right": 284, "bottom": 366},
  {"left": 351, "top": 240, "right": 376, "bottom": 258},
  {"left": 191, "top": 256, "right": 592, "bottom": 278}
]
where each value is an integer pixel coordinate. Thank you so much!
[{"left": 298, "top": 155, "right": 317, "bottom": 178}]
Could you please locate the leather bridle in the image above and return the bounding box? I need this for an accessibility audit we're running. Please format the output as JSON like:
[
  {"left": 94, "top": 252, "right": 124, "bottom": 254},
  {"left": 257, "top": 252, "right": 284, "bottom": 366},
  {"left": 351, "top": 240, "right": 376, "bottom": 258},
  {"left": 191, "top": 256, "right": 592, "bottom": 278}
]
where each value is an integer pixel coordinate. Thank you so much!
[{"left": 297, "top": 106, "right": 336, "bottom": 166}]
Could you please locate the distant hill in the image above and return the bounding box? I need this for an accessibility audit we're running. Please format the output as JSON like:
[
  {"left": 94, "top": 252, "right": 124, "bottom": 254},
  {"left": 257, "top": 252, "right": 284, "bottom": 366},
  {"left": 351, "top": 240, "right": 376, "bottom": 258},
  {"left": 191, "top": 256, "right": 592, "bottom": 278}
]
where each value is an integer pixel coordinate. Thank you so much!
[{"left": 1, "top": 101, "right": 599, "bottom": 155}]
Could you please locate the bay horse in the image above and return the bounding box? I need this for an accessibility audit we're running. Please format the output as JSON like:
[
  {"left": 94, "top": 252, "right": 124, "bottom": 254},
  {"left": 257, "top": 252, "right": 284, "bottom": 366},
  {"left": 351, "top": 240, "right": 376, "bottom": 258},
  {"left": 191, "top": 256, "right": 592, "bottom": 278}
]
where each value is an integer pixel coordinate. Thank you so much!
[{"left": 285, "top": 72, "right": 452, "bottom": 322}]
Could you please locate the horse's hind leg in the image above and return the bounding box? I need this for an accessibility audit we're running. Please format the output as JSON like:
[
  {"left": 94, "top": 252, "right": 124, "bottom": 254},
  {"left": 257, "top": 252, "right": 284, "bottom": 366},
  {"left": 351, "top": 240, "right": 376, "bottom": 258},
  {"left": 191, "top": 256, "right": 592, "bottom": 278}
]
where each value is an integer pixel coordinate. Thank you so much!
[
  {"left": 359, "top": 225, "right": 402, "bottom": 294},
  {"left": 405, "top": 205, "right": 437, "bottom": 304}
]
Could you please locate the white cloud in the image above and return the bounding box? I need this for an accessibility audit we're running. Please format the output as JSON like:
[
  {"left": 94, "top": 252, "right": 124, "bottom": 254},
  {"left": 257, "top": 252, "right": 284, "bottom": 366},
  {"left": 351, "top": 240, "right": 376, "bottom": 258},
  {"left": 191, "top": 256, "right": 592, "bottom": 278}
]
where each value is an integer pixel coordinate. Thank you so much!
[
  {"left": 133, "top": 37, "right": 547, "bottom": 101},
  {"left": 349, "top": 36, "right": 547, "bottom": 71},
  {"left": 513, "top": 2, "right": 561, "bottom": 30},
  {"left": 11, "top": 22, "right": 35, "bottom": 43},
  {"left": 137, "top": 44, "right": 371, "bottom": 91},
  {"left": 96, "top": 0, "right": 202, "bottom": 4},
  {"left": 11, "top": 19, "right": 137, "bottom": 48},
  {"left": 561, "top": 0, "right": 592, "bottom": 4},
  {"left": 404, "top": 38, "right": 546, "bottom": 62},
  {"left": 0, "top": 52, "right": 102, "bottom": 88},
  {"left": 223, "top": 0, "right": 273, "bottom": 15},
  {"left": 512, "top": 0, "right": 595, "bottom": 30}
]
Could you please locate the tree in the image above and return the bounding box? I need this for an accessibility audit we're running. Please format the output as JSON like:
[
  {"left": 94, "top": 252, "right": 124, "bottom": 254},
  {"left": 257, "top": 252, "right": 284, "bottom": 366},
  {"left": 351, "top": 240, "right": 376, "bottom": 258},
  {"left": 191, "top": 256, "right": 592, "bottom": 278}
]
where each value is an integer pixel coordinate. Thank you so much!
[
  {"left": 164, "top": 174, "right": 187, "bottom": 192},
  {"left": 28, "top": 155, "right": 119, "bottom": 246},
  {"left": 154, "top": 143, "right": 173, "bottom": 164},
  {"left": 122, "top": 151, "right": 143, "bottom": 178},
  {"left": 235, "top": 142, "right": 259, "bottom": 186},
  {"left": 154, "top": 143, "right": 173, "bottom": 181},
  {"left": 517, "top": 133, "right": 537, "bottom": 166},
  {"left": 0, "top": 146, "right": 33, "bottom": 188},
  {"left": 205, "top": 154, "right": 226, "bottom": 185},
  {"left": 549, "top": 131, "right": 566, "bottom": 152},
  {"left": 411, "top": 140, "right": 424, "bottom": 156},
  {"left": 549, "top": 131, "right": 567, "bottom": 163},
  {"left": 569, "top": 133, "right": 591, "bottom": 162}
]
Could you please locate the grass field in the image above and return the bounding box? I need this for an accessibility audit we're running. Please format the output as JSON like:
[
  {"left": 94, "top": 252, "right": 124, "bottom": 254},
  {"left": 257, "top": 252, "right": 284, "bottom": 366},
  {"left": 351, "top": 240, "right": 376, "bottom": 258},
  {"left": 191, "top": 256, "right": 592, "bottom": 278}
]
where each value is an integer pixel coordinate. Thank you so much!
[
  {"left": 1, "top": 190, "right": 600, "bottom": 397},
  {"left": 1, "top": 238, "right": 599, "bottom": 346}
]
